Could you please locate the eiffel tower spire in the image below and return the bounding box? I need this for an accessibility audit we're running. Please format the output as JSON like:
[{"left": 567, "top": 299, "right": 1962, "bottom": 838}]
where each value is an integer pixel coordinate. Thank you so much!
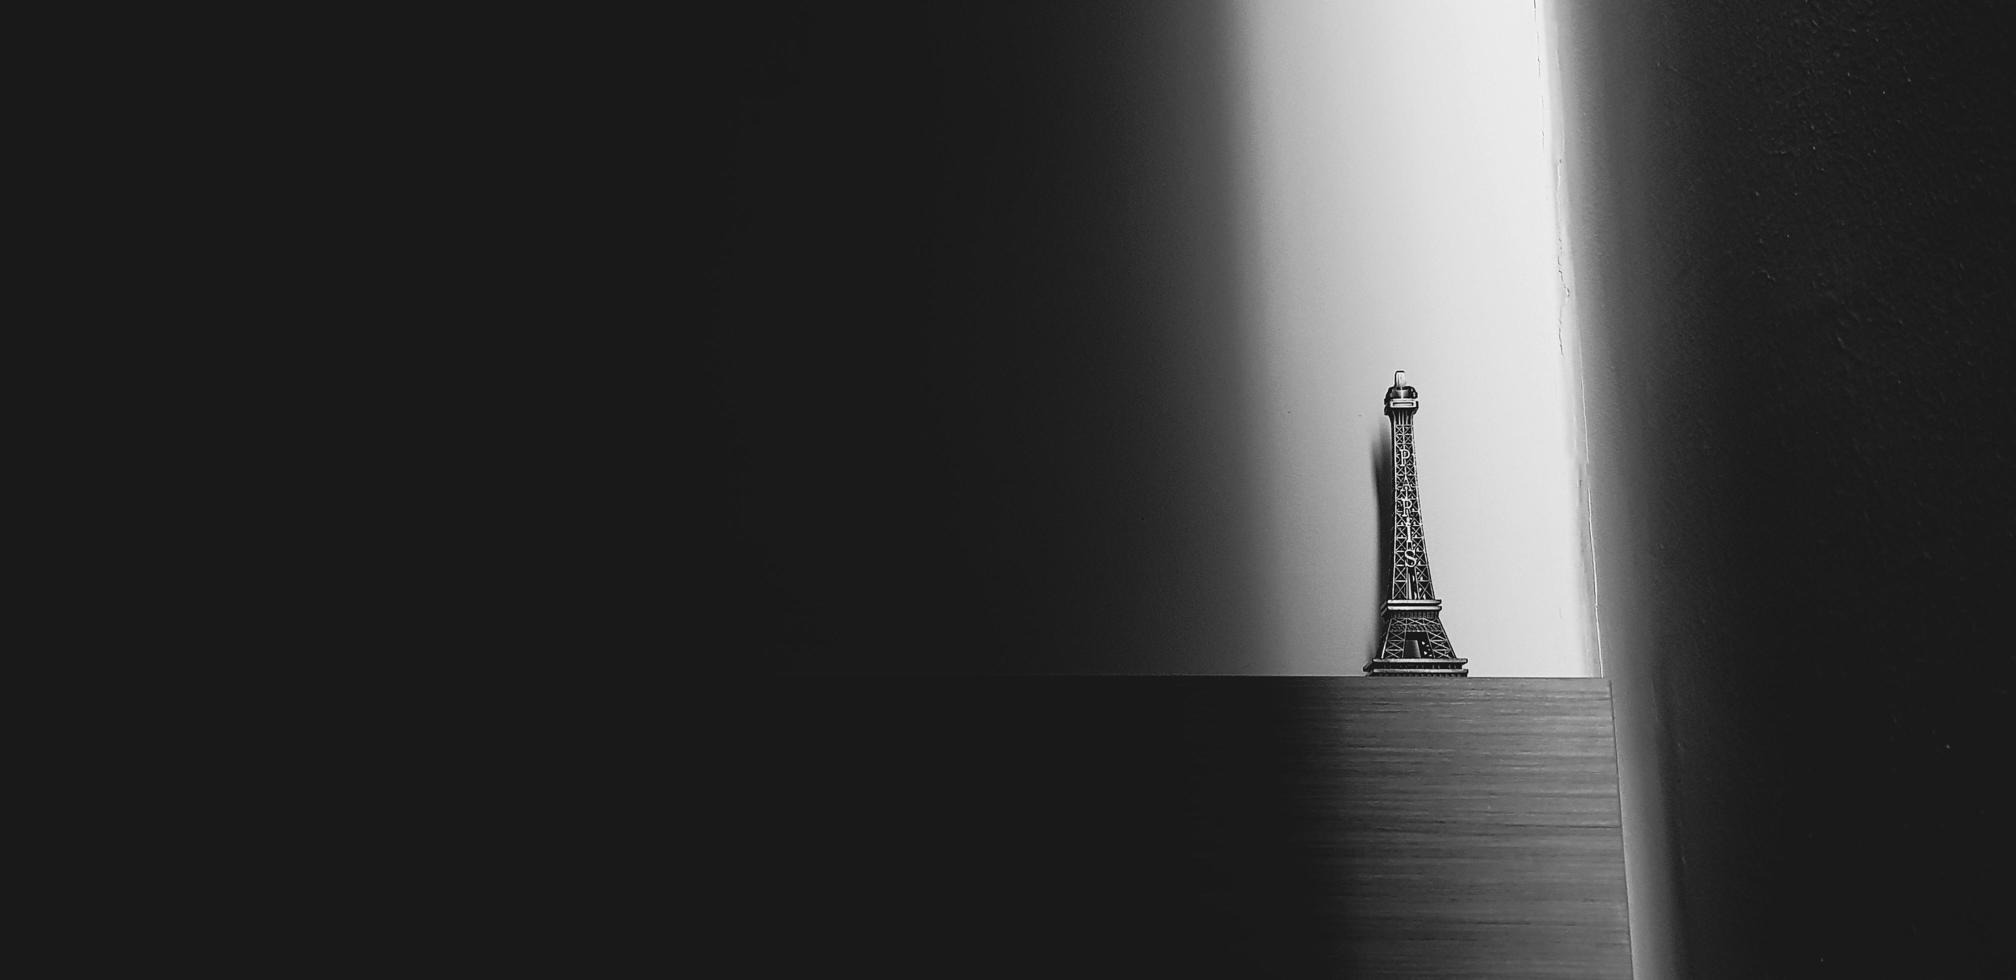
[{"left": 1368, "top": 371, "right": 1469, "bottom": 677}]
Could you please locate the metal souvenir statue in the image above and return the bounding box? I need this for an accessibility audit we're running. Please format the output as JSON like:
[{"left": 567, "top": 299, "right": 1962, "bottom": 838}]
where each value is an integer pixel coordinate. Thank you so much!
[{"left": 1367, "top": 371, "right": 1469, "bottom": 677}]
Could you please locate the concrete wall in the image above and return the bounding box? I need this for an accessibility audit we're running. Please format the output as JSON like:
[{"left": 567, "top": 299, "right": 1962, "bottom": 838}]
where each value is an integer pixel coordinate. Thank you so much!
[
  {"left": 721, "top": 2, "right": 1594, "bottom": 678},
  {"left": 1232, "top": 1, "right": 1593, "bottom": 676},
  {"left": 1551, "top": 2, "right": 2014, "bottom": 976},
  {"left": 716, "top": 2, "right": 1263, "bottom": 674}
]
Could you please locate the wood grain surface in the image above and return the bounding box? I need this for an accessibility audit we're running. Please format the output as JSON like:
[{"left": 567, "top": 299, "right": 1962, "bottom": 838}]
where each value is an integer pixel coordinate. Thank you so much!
[{"left": 769, "top": 679, "right": 1631, "bottom": 978}]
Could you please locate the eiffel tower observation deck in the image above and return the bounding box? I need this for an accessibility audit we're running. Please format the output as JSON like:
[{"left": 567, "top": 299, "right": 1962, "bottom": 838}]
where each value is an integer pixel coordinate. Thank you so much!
[{"left": 1368, "top": 371, "right": 1469, "bottom": 677}]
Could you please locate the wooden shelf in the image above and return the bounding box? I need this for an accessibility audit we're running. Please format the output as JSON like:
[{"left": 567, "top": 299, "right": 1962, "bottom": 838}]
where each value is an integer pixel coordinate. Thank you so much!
[{"left": 769, "top": 677, "right": 1631, "bottom": 978}]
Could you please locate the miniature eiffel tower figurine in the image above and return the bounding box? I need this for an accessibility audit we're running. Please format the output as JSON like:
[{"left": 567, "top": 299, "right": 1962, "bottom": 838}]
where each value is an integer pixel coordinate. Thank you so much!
[{"left": 1367, "top": 371, "right": 1469, "bottom": 676}]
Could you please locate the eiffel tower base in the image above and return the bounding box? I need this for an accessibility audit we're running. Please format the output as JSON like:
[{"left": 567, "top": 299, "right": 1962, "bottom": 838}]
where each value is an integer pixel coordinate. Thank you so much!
[
  {"left": 1367, "top": 608, "right": 1469, "bottom": 676},
  {"left": 1366, "top": 657, "right": 1470, "bottom": 677}
]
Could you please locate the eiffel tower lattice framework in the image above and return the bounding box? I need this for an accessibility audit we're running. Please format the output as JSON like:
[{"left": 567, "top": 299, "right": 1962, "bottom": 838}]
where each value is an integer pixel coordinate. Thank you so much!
[{"left": 1367, "top": 371, "right": 1469, "bottom": 677}]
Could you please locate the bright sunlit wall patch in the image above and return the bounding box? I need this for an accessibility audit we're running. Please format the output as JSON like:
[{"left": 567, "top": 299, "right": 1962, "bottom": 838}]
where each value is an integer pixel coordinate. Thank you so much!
[{"left": 1229, "top": 0, "right": 1592, "bottom": 677}]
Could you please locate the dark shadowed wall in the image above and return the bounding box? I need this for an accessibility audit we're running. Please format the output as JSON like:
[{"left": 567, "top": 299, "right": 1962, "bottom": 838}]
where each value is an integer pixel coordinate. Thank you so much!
[
  {"left": 1554, "top": 2, "right": 2015, "bottom": 977},
  {"left": 712, "top": 2, "right": 1260, "bottom": 674}
]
